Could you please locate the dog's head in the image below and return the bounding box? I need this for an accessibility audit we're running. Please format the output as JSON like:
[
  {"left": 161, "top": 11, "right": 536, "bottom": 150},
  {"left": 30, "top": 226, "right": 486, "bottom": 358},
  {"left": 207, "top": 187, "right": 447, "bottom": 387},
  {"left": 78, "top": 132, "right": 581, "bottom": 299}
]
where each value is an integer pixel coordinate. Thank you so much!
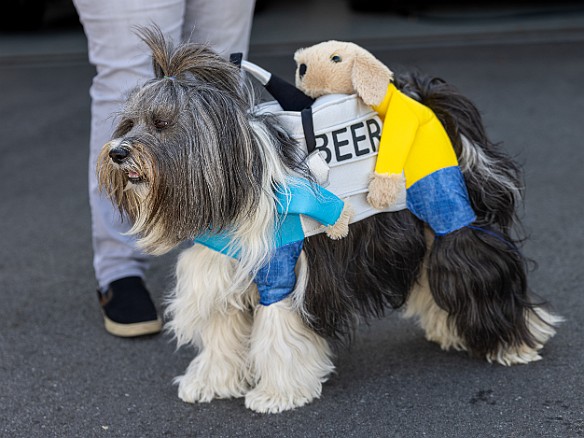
[
  {"left": 294, "top": 40, "right": 393, "bottom": 106},
  {"left": 97, "top": 27, "right": 269, "bottom": 255}
]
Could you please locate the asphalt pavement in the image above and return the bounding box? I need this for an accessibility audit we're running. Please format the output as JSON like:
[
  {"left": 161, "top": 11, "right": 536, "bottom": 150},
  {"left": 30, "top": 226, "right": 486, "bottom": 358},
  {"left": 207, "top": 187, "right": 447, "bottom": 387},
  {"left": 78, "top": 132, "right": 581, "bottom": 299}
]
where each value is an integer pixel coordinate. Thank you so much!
[{"left": 1, "top": 1, "right": 584, "bottom": 437}]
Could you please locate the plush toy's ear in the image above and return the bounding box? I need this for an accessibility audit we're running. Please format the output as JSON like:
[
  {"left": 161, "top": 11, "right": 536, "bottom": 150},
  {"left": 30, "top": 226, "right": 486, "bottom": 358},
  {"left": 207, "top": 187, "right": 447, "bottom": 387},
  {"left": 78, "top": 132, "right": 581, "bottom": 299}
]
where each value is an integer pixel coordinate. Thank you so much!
[{"left": 351, "top": 50, "right": 393, "bottom": 106}]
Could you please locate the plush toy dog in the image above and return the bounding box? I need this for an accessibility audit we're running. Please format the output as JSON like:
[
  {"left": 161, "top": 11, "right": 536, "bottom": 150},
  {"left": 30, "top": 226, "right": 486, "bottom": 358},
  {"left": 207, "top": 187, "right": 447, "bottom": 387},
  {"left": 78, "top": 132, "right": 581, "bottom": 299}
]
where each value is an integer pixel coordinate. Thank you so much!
[
  {"left": 295, "top": 41, "right": 471, "bottom": 225},
  {"left": 98, "top": 30, "right": 561, "bottom": 414}
]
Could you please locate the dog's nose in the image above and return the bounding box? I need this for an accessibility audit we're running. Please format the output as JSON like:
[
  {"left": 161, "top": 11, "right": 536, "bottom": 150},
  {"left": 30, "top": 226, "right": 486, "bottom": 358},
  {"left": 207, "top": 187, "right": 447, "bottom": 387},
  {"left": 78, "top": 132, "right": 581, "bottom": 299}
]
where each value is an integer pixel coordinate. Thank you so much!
[
  {"left": 298, "top": 63, "right": 307, "bottom": 78},
  {"left": 109, "top": 147, "right": 129, "bottom": 164}
]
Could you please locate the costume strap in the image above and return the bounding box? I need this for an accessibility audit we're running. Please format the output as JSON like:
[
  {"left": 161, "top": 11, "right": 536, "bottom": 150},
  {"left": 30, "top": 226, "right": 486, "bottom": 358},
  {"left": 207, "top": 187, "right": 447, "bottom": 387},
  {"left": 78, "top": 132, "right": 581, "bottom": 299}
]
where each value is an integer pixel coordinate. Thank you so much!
[{"left": 465, "top": 225, "right": 520, "bottom": 252}]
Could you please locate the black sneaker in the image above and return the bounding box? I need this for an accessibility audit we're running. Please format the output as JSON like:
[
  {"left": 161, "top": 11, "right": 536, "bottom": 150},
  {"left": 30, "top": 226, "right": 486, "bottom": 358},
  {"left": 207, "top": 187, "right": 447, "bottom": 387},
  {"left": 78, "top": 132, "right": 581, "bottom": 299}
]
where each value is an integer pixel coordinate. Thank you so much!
[{"left": 98, "top": 276, "right": 162, "bottom": 337}]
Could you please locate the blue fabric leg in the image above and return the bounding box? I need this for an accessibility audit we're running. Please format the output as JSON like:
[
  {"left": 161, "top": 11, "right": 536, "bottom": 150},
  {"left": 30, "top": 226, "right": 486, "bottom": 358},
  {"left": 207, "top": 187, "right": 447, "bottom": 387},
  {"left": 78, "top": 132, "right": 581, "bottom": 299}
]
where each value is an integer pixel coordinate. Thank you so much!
[{"left": 254, "top": 241, "right": 304, "bottom": 306}]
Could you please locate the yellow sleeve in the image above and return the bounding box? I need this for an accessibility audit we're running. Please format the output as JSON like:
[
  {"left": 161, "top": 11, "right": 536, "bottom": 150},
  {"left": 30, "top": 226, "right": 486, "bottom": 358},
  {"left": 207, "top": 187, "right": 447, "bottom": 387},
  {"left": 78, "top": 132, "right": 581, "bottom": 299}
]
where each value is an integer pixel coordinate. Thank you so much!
[{"left": 373, "top": 85, "right": 419, "bottom": 176}]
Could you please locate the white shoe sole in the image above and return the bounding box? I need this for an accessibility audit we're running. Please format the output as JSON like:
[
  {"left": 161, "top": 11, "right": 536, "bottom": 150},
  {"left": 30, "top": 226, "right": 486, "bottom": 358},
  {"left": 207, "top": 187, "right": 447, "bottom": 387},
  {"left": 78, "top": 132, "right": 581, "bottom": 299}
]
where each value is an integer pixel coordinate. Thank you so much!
[{"left": 103, "top": 316, "right": 163, "bottom": 337}]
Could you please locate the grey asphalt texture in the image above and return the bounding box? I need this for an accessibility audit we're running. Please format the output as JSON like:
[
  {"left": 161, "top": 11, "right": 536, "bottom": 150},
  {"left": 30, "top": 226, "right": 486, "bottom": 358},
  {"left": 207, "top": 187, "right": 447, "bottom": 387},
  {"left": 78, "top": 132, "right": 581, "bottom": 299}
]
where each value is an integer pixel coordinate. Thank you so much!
[{"left": 1, "top": 3, "right": 584, "bottom": 438}]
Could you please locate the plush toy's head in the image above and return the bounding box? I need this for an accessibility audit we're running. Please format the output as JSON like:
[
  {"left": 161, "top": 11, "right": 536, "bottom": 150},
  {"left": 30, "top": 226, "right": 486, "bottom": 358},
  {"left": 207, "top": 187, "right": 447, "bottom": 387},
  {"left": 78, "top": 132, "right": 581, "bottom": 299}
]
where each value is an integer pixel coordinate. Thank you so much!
[{"left": 294, "top": 40, "right": 393, "bottom": 106}]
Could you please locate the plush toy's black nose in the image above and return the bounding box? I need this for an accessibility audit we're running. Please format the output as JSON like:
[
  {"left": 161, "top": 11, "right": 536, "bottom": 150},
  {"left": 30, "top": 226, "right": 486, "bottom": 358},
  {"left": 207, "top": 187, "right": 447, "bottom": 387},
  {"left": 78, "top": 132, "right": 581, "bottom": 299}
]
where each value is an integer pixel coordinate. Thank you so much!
[
  {"left": 298, "top": 63, "right": 307, "bottom": 78},
  {"left": 109, "top": 147, "right": 129, "bottom": 164}
]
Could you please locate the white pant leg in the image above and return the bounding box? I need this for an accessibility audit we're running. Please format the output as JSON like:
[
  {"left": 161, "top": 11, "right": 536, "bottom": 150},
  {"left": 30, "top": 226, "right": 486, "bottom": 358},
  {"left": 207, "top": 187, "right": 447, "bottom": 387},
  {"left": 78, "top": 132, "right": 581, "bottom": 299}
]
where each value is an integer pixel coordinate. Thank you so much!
[
  {"left": 183, "top": 0, "right": 256, "bottom": 58},
  {"left": 74, "top": 0, "right": 256, "bottom": 290},
  {"left": 73, "top": 0, "right": 186, "bottom": 290}
]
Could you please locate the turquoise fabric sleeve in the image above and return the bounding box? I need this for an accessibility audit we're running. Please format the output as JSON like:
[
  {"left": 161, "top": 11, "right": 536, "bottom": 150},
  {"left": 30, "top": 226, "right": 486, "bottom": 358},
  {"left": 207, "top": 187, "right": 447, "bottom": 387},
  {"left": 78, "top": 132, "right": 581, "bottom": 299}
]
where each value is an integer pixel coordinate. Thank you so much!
[
  {"left": 194, "top": 178, "right": 346, "bottom": 256},
  {"left": 276, "top": 178, "right": 345, "bottom": 226}
]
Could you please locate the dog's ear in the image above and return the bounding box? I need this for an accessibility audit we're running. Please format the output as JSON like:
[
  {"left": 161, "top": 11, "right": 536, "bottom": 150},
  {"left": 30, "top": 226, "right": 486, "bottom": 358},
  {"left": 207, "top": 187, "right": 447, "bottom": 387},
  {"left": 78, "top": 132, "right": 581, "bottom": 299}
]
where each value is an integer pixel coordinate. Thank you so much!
[{"left": 351, "top": 48, "right": 393, "bottom": 106}]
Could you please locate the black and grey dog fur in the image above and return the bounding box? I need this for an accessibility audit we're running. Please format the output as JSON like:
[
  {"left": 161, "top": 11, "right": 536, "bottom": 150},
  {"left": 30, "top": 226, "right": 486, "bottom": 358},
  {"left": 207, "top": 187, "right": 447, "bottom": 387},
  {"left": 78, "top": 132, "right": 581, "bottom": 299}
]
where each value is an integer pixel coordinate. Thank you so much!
[{"left": 97, "top": 28, "right": 561, "bottom": 413}]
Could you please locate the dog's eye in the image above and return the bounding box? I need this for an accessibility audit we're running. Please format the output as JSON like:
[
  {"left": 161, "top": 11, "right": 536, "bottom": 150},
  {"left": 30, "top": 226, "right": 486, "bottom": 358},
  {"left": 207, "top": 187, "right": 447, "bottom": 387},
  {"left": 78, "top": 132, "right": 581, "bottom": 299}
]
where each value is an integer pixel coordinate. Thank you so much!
[
  {"left": 154, "top": 119, "right": 170, "bottom": 131},
  {"left": 330, "top": 54, "right": 342, "bottom": 63}
]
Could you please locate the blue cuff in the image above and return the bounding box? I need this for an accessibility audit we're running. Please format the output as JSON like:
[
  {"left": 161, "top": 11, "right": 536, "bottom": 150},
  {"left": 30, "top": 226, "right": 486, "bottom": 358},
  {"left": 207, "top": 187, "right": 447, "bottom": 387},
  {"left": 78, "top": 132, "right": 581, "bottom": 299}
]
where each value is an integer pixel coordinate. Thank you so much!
[{"left": 406, "top": 166, "right": 476, "bottom": 235}]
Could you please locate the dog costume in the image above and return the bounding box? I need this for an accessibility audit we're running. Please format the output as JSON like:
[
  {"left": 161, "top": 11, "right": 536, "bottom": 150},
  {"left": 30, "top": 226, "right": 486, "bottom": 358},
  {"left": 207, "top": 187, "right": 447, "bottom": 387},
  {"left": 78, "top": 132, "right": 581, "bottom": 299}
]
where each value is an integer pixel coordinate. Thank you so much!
[
  {"left": 294, "top": 40, "right": 476, "bottom": 236},
  {"left": 194, "top": 177, "right": 347, "bottom": 305}
]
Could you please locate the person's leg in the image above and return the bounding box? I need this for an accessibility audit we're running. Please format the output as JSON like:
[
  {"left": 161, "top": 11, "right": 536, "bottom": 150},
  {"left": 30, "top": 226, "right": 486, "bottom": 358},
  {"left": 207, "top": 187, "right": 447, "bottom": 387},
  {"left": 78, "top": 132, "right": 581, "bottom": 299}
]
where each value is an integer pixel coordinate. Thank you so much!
[
  {"left": 183, "top": 0, "right": 256, "bottom": 58},
  {"left": 74, "top": 0, "right": 256, "bottom": 336},
  {"left": 74, "top": 0, "right": 186, "bottom": 335},
  {"left": 74, "top": 0, "right": 185, "bottom": 291}
]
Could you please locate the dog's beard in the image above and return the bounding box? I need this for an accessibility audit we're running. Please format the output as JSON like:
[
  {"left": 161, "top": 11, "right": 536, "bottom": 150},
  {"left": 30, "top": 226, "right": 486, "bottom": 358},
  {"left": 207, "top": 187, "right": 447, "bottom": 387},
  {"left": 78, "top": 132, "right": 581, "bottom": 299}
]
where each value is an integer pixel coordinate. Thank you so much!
[
  {"left": 97, "top": 139, "right": 152, "bottom": 213},
  {"left": 97, "top": 138, "right": 166, "bottom": 250},
  {"left": 96, "top": 135, "right": 216, "bottom": 256}
]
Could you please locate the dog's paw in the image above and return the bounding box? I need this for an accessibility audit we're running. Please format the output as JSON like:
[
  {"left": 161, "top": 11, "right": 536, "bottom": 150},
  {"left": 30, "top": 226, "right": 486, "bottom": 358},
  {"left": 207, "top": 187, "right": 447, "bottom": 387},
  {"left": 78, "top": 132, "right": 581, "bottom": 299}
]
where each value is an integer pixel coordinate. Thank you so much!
[
  {"left": 244, "top": 387, "right": 315, "bottom": 414},
  {"left": 486, "top": 344, "right": 544, "bottom": 366},
  {"left": 175, "top": 361, "right": 250, "bottom": 403},
  {"left": 176, "top": 374, "right": 217, "bottom": 403},
  {"left": 367, "top": 172, "right": 404, "bottom": 210},
  {"left": 425, "top": 328, "right": 467, "bottom": 352},
  {"left": 486, "top": 307, "right": 563, "bottom": 366}
]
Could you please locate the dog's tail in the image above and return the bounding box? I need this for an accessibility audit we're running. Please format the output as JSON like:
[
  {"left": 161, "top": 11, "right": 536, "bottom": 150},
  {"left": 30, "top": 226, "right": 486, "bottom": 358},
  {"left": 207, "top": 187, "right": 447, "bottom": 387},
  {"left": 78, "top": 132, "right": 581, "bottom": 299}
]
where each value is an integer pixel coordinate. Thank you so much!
[
  {"left": 395, "top": 73, "right": 562, "bottom": 361},
  {"left": 395, "top": 73, "right": 523, "bottom": 233},
  {"left": 426, "top": 225, "right": 560, "bottom": 362}
]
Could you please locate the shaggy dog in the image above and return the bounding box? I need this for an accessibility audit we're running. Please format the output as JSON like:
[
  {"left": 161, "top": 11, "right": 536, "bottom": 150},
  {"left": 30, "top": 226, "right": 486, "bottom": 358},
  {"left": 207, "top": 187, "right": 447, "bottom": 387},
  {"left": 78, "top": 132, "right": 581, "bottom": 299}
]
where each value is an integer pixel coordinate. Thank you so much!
[{"left": 97, "top": 29, "right": 561, "bottom": 413}]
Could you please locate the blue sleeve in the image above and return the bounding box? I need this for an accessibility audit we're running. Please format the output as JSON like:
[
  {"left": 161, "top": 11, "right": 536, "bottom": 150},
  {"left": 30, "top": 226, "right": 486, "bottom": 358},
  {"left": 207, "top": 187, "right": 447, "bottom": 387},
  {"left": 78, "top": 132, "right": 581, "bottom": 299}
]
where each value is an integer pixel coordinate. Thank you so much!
[{"left": 276, "top": 179, "right": 345, "bottom": 226}]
